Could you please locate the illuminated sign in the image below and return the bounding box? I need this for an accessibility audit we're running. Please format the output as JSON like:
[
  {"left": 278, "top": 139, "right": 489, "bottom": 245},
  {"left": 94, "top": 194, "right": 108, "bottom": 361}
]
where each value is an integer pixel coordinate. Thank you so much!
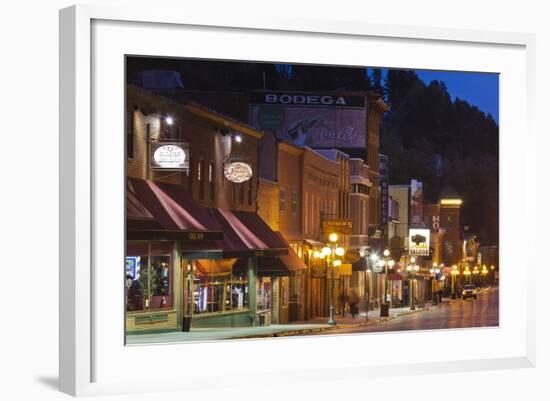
[
  {"left": 322, "top": 219, "right": 353, "bottom": 236},
  {"left": 408, "top": 228, "right": 431, "bottom": 256},
  {"left": 223, "top": 161, "right": 253, "bottom": 183},
  {"left": 431, "top": 215, "right": 440, "bottom": 231},
  {"left": 150, "top": 142, "right": 189, "bottom": 170},
  {"left": 440, "top": 198, "right": 463, "bottom": 206}
]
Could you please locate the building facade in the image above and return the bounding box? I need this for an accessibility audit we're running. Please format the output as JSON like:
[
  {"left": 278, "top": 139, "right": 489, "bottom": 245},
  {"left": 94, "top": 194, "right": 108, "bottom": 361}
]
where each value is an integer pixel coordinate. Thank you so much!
[{"left": 125, "top": 85, "right": 305, "bottom": 334}]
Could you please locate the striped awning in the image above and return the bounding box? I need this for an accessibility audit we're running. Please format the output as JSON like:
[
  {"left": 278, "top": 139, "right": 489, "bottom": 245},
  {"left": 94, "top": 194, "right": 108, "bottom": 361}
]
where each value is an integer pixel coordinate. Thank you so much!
[
  {"left": 126, "top": 178, "right": 222, "bottom": 241},
  {"left": 206, "top": 208, "right": 288, "bottom": 257}
]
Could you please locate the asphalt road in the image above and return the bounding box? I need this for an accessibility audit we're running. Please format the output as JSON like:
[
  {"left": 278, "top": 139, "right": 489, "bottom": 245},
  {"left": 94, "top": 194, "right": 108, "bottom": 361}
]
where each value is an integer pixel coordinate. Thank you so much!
[{"left": 319, "top": 286, "right": 499, "bottom": 335}]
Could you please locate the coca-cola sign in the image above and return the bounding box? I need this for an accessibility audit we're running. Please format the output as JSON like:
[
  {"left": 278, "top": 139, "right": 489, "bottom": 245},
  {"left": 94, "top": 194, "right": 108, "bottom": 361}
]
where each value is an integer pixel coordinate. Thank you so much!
[{"left": 223, "top": 161, "right": 253, "bottom": 183}]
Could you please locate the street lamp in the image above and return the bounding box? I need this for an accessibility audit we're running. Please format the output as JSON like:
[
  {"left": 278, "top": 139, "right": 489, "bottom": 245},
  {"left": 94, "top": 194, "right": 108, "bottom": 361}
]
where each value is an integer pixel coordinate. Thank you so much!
[
  {"left": 316, "top": 233, "right": 345, "bottom": 326},
  {"left": 473, "top": 266, "right": 480, "bottom": 286},
  {"left": 463, "top": 267, "right": 471, "bottom": 284},
  {"left": 364, "top": 252, "right": 378, "bottom": 321},
  {"left": 481, "top": 265, "right": 488, "bottom": 286},
  {"left": 451, "top": 265, "right": 459, "bottom": 299},
  {"left": 380, "top": 249, "right": 394, "bottom": 317},
  {"left": 406, "top": 257, "right": 418, "bottom": 310},
  {"left": 430, "top": 262, "right": 441, "bottom": 305}
]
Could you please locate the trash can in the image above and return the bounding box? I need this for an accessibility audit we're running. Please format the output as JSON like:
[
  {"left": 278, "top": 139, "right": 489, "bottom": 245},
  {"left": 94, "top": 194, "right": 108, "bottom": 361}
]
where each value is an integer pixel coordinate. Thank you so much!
[
  {"left": 182, "top": 315, "right": 191, "bottom": 332},
  {"left": 380, "top": 303, "right": 389, "bottom": 317}
]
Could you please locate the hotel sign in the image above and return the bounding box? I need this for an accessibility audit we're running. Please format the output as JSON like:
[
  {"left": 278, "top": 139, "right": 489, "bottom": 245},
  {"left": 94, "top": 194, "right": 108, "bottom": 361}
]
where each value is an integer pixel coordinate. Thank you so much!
[
  {"left": 224, "top": 161, "right": 253, "bottom": 183},
  {"left": 150, "top": 142, "right": 189, "bottom": 170}
]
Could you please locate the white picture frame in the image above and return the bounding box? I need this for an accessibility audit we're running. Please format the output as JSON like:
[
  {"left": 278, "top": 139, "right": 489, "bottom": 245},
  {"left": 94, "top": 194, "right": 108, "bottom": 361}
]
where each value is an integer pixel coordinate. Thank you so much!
[{"left": 59, "top": 4, "right": 536, "bottom": 397}]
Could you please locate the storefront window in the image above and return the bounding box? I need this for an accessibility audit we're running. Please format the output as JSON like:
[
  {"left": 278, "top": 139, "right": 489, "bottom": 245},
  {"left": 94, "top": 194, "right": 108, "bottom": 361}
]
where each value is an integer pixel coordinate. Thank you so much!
[
  {"left": 193, "top": 269, "right": 248, "bottom": 314},
  {"left": 289, "top": 274, "right": 302, "bottom": 303},
  {"left": 151, "top": 257, "right": 170, "bottom": 296},
  {"left": 125, "top": 252, "right": 172, "bottom": 312},
  {"left": 257, "top": 277, "right": 272, "bottom": 311}
]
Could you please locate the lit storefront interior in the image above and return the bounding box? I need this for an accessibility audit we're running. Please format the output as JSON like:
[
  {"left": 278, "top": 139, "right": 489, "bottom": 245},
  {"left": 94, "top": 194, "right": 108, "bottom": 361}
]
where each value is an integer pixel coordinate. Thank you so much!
[{"left": 126, "top": 177, "right": 305, "bottom": 333}]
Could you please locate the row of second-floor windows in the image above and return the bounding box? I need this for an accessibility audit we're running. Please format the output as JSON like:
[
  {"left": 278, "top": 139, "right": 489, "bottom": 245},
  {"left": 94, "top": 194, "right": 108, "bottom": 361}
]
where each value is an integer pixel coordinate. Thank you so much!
[
  {"left": 193, "top": 159, "right": 254, "bottom": 207},
  {"left": 351, "top": 183, "right": 370, "bottom": 196},
  {"left": 194, "top": 160, "right": 217, "bottom": 202}
]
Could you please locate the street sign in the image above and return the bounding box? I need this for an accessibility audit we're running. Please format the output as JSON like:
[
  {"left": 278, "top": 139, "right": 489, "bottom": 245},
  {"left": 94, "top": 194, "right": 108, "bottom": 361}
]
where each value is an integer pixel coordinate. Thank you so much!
[
  {"left": 311, "top": 265, "right": 327, "bottom": 278},
  {"left": 339, "top": 263, "right": 352, "bottom": 276}
]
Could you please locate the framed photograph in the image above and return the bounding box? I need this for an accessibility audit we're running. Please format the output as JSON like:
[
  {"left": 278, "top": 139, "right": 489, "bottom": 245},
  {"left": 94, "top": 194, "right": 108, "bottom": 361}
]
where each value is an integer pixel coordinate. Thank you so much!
[{"left": 59, "top": 4, "right": 536, "bottom": 397}]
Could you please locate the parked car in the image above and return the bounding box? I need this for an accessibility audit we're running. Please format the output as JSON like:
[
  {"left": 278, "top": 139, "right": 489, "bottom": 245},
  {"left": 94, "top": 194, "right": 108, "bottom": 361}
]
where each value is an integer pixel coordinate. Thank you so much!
[{"left": 462, "top": 284, "right": 477, "bottom": 300}]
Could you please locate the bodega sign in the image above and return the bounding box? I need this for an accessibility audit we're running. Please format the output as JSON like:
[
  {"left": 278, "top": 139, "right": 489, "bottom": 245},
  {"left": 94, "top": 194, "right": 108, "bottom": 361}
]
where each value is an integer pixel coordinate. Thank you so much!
[
  {"left": 150, "top": 142, "right": 189, "bottom": 170},
  {"left": 224, "top": 161, "right": 253, "bottom": 183},
  {"left": 250, "top": 92, "right": 366, "bottom": 108}
]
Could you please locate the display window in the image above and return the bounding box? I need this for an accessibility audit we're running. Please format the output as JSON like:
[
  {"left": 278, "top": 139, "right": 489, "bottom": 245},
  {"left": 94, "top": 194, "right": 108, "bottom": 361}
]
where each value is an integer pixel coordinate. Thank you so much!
[
  {"left": 257, "top": 277, "right": 272, "bottom": 311},
  {"left": 126, "top": 244, "right": 173, "bottom": 312},
  {"left": 192, "top": 265, "right": 248, "bottom": 314}
]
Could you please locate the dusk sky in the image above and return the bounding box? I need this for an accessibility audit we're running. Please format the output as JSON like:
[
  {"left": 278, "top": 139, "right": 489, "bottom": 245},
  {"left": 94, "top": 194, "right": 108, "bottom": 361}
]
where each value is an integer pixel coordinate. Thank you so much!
[{"left": 414, "top": 70, "right": 499, "bottom": 123}]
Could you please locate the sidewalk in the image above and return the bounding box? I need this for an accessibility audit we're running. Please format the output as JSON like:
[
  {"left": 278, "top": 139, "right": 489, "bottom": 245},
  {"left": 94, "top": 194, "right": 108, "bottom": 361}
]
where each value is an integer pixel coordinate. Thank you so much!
[
  {"left": 127, "top": 303, "right": 437, "bottom": 345},
  {"left": 126, "top": 322, "right": 331, "bottom": 345}
]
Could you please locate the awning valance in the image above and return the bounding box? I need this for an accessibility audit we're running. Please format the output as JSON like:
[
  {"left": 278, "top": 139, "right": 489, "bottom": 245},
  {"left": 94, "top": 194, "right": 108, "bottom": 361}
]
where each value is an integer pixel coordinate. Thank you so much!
[{"left": 195, "top": 259, "right": 237, "bottom": 275}]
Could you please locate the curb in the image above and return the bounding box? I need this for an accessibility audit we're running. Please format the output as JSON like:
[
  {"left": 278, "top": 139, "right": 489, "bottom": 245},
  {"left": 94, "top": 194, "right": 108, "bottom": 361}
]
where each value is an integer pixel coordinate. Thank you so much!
[{"left": 238, "top": 306, "right": 434, "bottom": 339}]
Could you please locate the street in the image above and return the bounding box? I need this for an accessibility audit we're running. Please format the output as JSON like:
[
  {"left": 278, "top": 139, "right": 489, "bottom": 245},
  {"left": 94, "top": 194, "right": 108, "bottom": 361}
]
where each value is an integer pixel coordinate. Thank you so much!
[{"left": 313, "top": 286, "right": 499, "bottom": 335}]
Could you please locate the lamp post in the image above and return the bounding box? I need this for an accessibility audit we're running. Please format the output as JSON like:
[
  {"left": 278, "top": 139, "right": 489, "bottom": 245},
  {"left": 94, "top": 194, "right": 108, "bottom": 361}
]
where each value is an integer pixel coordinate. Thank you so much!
[
  {"left": 319, "top": 233, "right": 345, "bottom": 326},
  {"left": 451, "top": 265, "right": 459, "bottom": 299},
  {"left": 379, "top": 249, "right": 394, "bottom": 316},
  {"left": 463, "top": 267, "right": 471, "bottom": 284},
  {"left": 365, "top": 252, "right": 378, "bottom": 321},
  {"left": 430, "top": 262, "right": 441, "bottom": 305},
  {"left": 473, "top": 266, "right": 480, "bottom": 286},
  {"left": 406, "top": 256, "right": 417, "bottom": 310}
]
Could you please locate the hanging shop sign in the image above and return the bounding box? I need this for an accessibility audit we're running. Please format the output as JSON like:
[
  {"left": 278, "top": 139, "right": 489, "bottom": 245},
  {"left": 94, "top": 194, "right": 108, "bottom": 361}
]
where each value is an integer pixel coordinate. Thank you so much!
[
  {"left": 372, "top": 263, "right": 383, "bottom": 273},
  {"left": 322, "top": 219, "right": 353, "bottom": 236},
  {"left": 150, "top": 142, "right": 189, "bottom": 170},
  {"left": 311, "top": 265, "right": 327, "bottom": 278},
  {"left": 339, "top": 263, "right": 353, "bottom": 276},
  {"left": 408, "top": 228, "right": 431, "bottom": 256},
  {"left": 223, "top": 161, "right": 253, "bottom": 183}
]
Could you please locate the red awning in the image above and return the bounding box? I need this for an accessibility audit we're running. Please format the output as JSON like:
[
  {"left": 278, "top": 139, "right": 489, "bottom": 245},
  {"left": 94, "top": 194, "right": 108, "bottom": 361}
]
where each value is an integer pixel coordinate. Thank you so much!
[
  {"left": 232, "top": 231, "right": 306, "bottom": 276},
  {"left": 206, "top": 208, "right": 288, "bottom": 257},
  {"left": 126, "top": 178, "right": 223, "bottom": 240}
]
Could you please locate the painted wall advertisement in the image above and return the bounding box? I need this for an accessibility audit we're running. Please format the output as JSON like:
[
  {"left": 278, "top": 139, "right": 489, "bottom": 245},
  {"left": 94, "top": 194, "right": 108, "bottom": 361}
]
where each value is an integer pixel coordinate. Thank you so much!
[
  {"left": 249, "top": 92, "right": 368, "bottom": 148},
  {"left": 408, "top": 228, "right": 431, "bottom": 256}
]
